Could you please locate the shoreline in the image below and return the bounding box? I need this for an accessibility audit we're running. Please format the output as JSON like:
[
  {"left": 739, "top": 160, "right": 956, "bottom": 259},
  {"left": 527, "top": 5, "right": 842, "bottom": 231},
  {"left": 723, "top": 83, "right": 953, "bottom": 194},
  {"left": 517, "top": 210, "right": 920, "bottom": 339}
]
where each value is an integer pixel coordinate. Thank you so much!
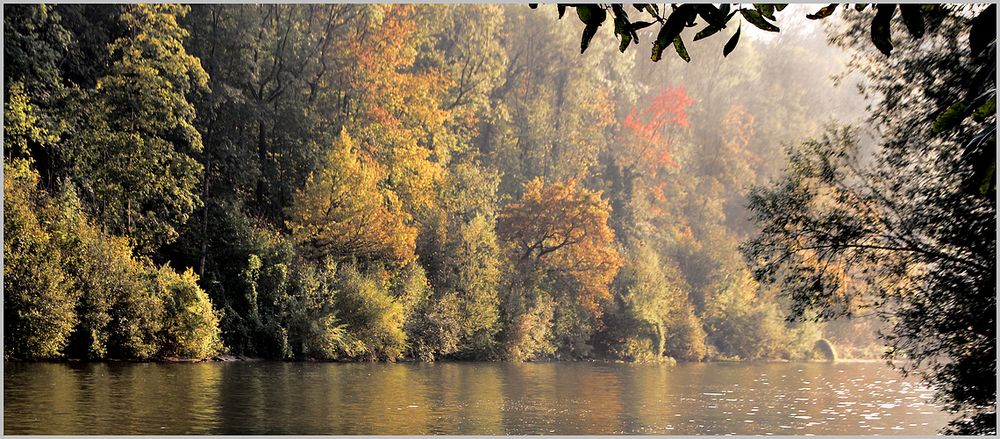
[{"left": 5, "top": 355, "right": 888, "bottom": 365}]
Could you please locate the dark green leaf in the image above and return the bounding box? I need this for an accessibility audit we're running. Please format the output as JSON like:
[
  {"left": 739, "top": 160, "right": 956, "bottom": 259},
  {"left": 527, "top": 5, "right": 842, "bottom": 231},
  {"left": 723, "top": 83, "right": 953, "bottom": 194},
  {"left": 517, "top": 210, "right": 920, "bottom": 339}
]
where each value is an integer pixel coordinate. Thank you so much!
[
  {"left": 694, "top": 25, "right": 723, "bottom": 41},
  {"left": 646, "top": 4, "right": 660, "bottom": 18},
  {"left": 611, "top": 4, "right": 627, "bottom": 22},
  {"left": 973, "top": 96, "right": 996, "bottom": 122},
  {"left": 755, "top": 4, "right": 775, "bottom": 21},
  {"left": 978, "top": 162, "right": 994, "bottom": 196},
  {"left": 740, "top": 9, "right": 779, "bottom": 32},
  {"left": 619, "top": 32, "right": 632, "bottom": 52},
  {"left": 774, "top": 4, "right": 787, "bottom": 12},
  {"left": 652, "top": 5, "right": 695, "bottom": 61},
  {"left": 724, "top": 25, "right": 741, "bottom": 57},
  {"left": 613, "top": 6, "right": 628, "bottom": 36},
  {"left": 970, "top": 4, "right": 996, "bottom": 56},
  {"left": 697, "top": 4, "right": 728, "bottom": 28},
  {"left": 855, "top": 4, "right": 867, "bottom": 12},
  {"left": 633, "top": 4, "right": 648, "bottom": 12},
  {"left": 577, "top": 5, "right": 606, "bottom": 25},
  {"left": 871, "top": 5, "right": 896, "bottom": 57},
  {"left": 629, "top": 21, "right": 655, "bottom": 31},
  {"left": 899, "top": 5, "right": 924, "bottom": 38},
  {"left": 673, "top": 36, "right": 691, "bottom": 62},
  {"left": 806, "top": 4, "right": 838, "bottom": 20},
  {"left": 932, "top": 101, "right": 967, "bottom": 133},
  {"left": 577, "top": 5, "right": 606, "bottom": 54}
]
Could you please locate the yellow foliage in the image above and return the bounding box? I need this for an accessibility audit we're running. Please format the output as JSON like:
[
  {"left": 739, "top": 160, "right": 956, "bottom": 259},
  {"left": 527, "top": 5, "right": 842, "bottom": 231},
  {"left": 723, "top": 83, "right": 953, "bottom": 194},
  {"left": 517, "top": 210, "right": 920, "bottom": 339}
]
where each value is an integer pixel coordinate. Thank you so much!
[{"left": 287, "top": 130, "right": 417, "bottom": 267}]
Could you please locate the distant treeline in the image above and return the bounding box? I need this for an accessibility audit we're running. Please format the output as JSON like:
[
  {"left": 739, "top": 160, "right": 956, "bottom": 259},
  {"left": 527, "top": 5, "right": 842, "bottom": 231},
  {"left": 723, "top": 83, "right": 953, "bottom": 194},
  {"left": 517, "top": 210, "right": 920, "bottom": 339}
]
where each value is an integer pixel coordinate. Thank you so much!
[{"left": 4, "top": 4, "right": 878, "bottom": 362}]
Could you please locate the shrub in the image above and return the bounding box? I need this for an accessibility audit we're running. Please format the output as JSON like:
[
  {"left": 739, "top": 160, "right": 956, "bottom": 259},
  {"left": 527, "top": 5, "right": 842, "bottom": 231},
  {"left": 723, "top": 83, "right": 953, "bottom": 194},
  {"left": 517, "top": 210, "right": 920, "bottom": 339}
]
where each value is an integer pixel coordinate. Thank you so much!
[
  {"left": 156, "top": 266, "right": 222, "bottom": 359},
  {"left": 3, "top": 160, "right": 79, "bottom": 360}
]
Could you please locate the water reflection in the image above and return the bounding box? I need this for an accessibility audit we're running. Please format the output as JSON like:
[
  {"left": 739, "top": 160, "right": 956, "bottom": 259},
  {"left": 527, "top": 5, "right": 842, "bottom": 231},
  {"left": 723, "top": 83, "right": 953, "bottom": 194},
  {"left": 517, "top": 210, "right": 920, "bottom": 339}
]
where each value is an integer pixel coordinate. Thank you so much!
[{"left": 4, "top": 361, "right": 950, "bottom": 435}]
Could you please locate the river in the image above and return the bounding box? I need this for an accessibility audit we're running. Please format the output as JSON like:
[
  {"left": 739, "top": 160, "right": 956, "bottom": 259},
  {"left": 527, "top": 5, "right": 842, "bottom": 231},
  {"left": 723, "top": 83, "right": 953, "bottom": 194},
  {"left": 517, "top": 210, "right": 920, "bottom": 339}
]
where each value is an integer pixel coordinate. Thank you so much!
[{"left": 3, "top": 360, "right": 950, "bottom": 435}]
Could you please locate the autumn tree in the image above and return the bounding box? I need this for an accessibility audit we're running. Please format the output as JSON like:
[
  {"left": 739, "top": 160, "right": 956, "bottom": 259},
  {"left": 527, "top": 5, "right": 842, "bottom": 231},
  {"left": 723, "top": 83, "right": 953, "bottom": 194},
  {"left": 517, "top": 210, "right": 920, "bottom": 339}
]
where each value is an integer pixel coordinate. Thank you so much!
[
  {"left": 498, "top": 178, "right": 622, "bottom": 358},
  {"left": 287, "top": 130, "right": 417, "bottom": 267}
]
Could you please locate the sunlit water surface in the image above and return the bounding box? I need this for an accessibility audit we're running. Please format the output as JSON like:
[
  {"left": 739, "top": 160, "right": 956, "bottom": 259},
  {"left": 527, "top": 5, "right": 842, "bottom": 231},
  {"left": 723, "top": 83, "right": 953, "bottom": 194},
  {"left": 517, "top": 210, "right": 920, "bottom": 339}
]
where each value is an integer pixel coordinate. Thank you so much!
[{"left": 4, "top": 360, "right": 950, "bottom": 435}]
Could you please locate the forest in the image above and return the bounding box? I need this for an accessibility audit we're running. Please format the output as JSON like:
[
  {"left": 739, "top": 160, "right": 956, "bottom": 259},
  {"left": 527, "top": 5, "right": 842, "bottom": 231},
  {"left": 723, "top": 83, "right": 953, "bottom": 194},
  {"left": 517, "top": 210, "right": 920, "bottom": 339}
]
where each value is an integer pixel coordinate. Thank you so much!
[{"left": 4, "top": 3, "right": 866, "bottom": 363}]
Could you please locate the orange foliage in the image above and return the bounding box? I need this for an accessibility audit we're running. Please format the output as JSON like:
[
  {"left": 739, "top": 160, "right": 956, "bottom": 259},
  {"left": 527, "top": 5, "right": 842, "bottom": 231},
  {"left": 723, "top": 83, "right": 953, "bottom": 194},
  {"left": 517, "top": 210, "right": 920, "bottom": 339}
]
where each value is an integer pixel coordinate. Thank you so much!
[
  {"left": 498, "top": 178, "right": 623, "bottom": 315},
  {"left": 622, "top": 86, "right": 693, "bottom": 173},
  {"left": 345, "top": 5, "right": 454, "bottom": 212}
]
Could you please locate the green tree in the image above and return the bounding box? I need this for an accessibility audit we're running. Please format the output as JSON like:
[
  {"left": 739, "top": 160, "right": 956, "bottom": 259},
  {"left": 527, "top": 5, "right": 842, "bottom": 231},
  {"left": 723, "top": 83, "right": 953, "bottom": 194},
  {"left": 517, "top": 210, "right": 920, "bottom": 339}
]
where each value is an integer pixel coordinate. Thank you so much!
[
  {"left": 602, "top": 245, "right": 706, "bottom": 362},
  {"left": 59, "top": 4, "right": 208, "bottom": 254},
  {"left": 413, "top": 162, "right": 503, "bottom": 360}
]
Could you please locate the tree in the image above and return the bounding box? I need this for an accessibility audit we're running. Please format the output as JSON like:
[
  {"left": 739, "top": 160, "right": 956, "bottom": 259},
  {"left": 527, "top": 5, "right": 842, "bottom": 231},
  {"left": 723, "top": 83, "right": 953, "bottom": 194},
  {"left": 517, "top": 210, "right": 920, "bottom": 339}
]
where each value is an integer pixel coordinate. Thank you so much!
[
  {"left": 286, "top": 129, "right": 417, "bottom": 267},
  {"left": 743, "top": 7, "right": 995, "bottom": 432},
  {"left": 56, "top": 4, "right": 208, "bottom": 254},
  {"left": 333, "top": 265, "right": 409, "bottom": 362},
  {"left": 600, "top": 244, "right": 706, "bottom": 362},
  {"left": 155, "top": 266, "right": 223, "bottom": 359},
  {"left": 498, "top": 178, "right": 622, "bottom": 358},
  {"left": 413, "top": 162, "right": 503, "bottom": 360}
]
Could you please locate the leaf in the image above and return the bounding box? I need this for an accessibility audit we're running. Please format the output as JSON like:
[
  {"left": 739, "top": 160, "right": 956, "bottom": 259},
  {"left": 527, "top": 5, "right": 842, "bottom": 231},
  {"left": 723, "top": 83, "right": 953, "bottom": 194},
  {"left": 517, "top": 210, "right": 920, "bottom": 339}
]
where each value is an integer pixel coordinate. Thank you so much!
[
  {"left": 870, "top": 5, "right": 896, "bottom": 57},
  {"left": 806, "top": 4, "right": 838, "bottom": 20},
  {"left": 612, "top": 5, "right": 628, "bottom": 36},
  {"left": 619, "top": 32, "right": 632, "bottom": 53},
  {"left": 558, "top": 4, "right": 567, "bottom": 19},
  {"left": 754, "top": 4, "right": 775, "bottom": 21},
  {"left": 611, "top": 3, "right": 627, "bottom": 22},
  {"left": 724, "top": 25, "right": 741, "bottom": 57},
  {"left": 673, "top": 36, "right": 691, "bottom": 62},
  {"left": 694, "top": 25, "right": 723, "bottom": 41},
  {"left": 973, "top": 96, "right": 996, "bottom": 122},
  {"left": 576, "top": 5, "right": 607, "bottom": 25},
  {"left": 577, "top": 5, "right": 607, "bottom": 53},
  {"left": 633, "top": 4, "right": 648, "bottom": 12},
  {"left": 629, "top": 21, "right": 655, "bottom": 31},
  {"left": 581, "top": 24, "right": 600, "bottom": 53},
  {"left": 855, "top": 4, "right": 867, "bottom": 12},
  {"left": 932, "top": 101, "right": 967, "bottom": 133},
  {"left": 774, "top": 4, "right": 787, "bottom": 12},
  {"left": 652, "top": 5, "right": 695, "bottom": 62},
  {"left": 697, "top": 4, "right": 728, "bottom": 28},
  {"left": 970, "top": 4, "right": 996, "bottom": 56},
  {"left": 645, "top": 4, "right": 659, "bottom": 18},
  {"left": 899, "top": 5, "right": 924, "bottom": 38},
  {"left": 740, "top": 9, "right": 779, "bottom": 32}
]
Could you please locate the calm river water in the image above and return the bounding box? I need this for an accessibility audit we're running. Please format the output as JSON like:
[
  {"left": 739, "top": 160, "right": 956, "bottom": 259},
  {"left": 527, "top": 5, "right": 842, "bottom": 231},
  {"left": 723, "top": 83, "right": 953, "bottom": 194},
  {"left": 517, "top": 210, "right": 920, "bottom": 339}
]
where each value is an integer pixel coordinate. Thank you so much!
[{"left": 4, "top": 360, "right": 950, "bottom": 435}]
